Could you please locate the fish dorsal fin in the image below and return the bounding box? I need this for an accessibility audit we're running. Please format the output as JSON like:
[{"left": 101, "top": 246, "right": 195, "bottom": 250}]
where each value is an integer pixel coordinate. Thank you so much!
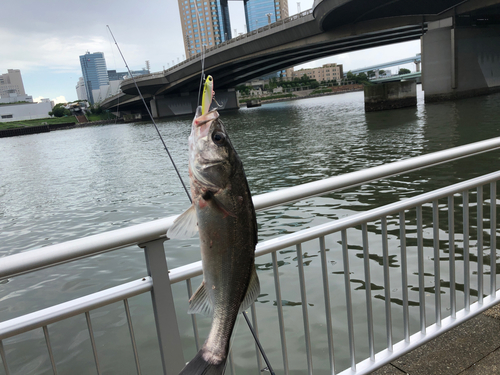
[
  {"left": 187, "top": 281, "right": 214, "bottom": 316},
  {"left": 239, "top": 266, "right": 260, "bottom": 313},
  {"left": 167, "top": 205, "right": 198, "bottom": 239}
]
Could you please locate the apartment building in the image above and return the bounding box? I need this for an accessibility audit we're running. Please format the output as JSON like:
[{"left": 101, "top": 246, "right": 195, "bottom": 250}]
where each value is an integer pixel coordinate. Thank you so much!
[{"left": 292, "top": 63, "right": 344, "bottom": 82}]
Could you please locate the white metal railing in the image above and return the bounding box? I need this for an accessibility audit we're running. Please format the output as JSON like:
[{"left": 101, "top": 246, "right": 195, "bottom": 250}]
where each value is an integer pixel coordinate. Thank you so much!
[{"left": 1, "top": 137, "right": 500, "bottom": 374}]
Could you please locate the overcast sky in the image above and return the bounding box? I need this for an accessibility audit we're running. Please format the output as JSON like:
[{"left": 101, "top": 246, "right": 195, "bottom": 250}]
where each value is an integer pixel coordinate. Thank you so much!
[{"left": 1, "top": 0, "right": 420, "bottom": 104}]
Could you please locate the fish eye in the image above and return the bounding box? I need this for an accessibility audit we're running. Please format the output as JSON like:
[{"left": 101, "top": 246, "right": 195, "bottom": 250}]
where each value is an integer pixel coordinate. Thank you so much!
[{"left": 212, "top": 131, "right": 226, "bottom": 145}]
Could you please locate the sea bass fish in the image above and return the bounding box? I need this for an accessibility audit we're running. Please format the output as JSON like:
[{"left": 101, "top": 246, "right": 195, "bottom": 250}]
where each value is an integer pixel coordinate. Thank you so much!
[{"left": 167, "top": 105, "right": 260, "bottom": 374}]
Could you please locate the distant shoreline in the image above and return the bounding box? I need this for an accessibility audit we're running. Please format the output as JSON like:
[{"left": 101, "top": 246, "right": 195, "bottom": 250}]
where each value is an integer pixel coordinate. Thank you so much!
[
  {"left": 0, "top": 88, "right": 365, "bottom": 138},
  {"left": 239, "top": 86, "right": 364, "bottom": 107},
  {"left": 0, "top": 119, "right": 124, "bottom": 138}
]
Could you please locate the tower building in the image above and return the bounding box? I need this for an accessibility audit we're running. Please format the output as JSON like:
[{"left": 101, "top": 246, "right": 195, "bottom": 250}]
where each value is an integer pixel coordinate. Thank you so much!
[
  {"left": 178, "top": 0, "right": 232, "bottom": 58},
  {"left": 0, "top": 69, "right": 26, "bottom": 98},
  {"left": 178, "top": 0, "right": 289, "bottom": 58},
  {"left": 79, "top": 52, "right": 109, "bottom": 105},
  {"left": 244, "top": 0, "right": 289, "bottom": 31}
]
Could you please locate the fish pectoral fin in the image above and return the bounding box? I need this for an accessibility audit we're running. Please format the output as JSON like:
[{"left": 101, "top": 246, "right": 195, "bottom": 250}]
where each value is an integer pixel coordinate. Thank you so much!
[
  {"left": 239, "top": 266, "right": 260, "bottom": 313},
  {"left": 204, "top": 192, "right": 236, "bottom": 218},
  {"left": 166, "top": 205, "right": 198, "bottom": 239},
  {"left": 188, "top": 281, "right": 214, "bottom": 316}
]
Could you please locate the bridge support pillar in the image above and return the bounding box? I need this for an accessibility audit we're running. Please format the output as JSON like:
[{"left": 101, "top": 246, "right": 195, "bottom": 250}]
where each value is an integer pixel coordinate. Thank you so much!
[
  {"left": 150, "top": 89, "right": 240, "bottom": 118},
  {"left": 364, "top": 81, "right": 416, "bottom": 112},
  {"left": 422, "top": 17, "right": 500, "bottom": 102},
  {"left": 150, "top": 96, "right": 159, "bottom": 118}
]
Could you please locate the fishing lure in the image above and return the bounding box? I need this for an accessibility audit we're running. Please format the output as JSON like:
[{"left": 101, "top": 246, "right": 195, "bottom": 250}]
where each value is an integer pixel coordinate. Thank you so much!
[{"left": 201, "top": 75, "right": 214, "bottom": 115}]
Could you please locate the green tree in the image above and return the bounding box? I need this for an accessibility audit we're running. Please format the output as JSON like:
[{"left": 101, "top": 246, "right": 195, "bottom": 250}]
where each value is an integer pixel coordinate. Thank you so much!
[
  {"left": 236, "top": 84, "right": 250, "bottom": 96},
  {"left": 346, "top": 71, "right": 356, "bottom": 81},
  {"left": 398, "top": 68, "right": 411, "bottom": 75},
  {"left": 51, "top": 103, "right": 71, "bottom": 117},
  {"left": 356, "top": 72, "right": 369, "bottom": 83},
  {"left": 309, "top": 80, "right": 320, "bottom": 89},
  {"left": 90, "top": 104, "right": 103, "bottom": 115}
]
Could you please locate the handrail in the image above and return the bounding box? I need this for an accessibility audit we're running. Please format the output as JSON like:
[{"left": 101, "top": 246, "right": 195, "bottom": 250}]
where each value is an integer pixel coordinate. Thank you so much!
[
  {"left": 1, "top": 136, "right": 500, "bottom": 280},
  {"left": 0, "top": 277, "right": 153, "bottom": 340},
  {"left": 168, "top": 169, "right": 500, "bottom": 284},
  {"left": 3, "top": 170, "right": 499, "bottom": 341}
]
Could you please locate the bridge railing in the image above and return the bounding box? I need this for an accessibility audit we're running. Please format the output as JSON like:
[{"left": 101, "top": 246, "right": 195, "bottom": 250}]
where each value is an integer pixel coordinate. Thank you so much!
[
  {"left": 120, "top": 9, "right": 314, "bottom": 88},
  {"left": 1, "top": 137, "right": 500, "bottom": 374}
]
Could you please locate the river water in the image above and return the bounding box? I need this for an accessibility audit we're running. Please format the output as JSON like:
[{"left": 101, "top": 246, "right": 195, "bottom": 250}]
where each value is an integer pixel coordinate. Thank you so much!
[{"left": 1, "top": 87, "right": 500, "bottom": 374}]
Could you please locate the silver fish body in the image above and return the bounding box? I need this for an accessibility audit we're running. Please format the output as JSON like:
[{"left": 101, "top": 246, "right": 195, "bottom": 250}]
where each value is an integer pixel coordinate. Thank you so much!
[{"left": 168, "top": 107, "right": 259, "bottom": 375}]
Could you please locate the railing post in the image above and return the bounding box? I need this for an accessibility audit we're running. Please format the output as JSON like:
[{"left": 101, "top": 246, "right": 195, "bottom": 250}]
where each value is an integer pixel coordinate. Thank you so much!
[{"left": 141, "top": 239, "right": 185, "bottom": 375}]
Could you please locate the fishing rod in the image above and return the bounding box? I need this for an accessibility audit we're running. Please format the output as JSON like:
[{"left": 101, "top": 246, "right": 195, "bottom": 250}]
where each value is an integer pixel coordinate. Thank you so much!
[
  {"left": 107, "top": 26, "right": 274, "bottom": 374},
  {"left": 106, "top": 25, "right": 192, "bottom": 204}
]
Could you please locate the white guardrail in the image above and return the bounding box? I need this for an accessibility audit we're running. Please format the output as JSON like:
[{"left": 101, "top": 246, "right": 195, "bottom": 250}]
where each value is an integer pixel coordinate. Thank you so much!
[{"left": 1, "top": 136, "right": 500, "bottom": 375}]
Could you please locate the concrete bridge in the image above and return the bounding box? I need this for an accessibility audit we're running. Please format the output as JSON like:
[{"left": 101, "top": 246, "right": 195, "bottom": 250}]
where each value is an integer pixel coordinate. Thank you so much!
[
  {"left": 348, "top": 55, "right": 421, "bottom": 76},
  {"left": 101, "top": 0, "right": 500, "bottom": 116}
]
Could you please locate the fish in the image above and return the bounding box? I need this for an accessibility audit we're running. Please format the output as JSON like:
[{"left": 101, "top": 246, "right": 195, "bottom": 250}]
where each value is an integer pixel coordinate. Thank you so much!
[
  {"left": 201, "top": 75, "right": 214, "bottom": 115},
  {"left": 167, "top": 97, "right": 260, "bottom": 373}
]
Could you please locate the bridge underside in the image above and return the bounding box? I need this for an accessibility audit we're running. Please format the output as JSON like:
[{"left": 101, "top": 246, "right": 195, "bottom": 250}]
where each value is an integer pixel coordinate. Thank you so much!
[{"left": 101, "top": 0, "right": 500, "bottom": 115}]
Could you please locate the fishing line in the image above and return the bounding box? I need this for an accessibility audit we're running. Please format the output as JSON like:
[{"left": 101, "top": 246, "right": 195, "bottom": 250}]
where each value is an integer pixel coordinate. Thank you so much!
[
  {"left": 106, "top": 25, "right": 192, "bottom": 203},
  {"left": 242, "top": 311, "right": 275, "bottom": 374},
  {"left": 193, "top": 0, "right": 207, "bottom": 106},
  {"left": 106, "top": 32, "right": 121, "bottom": 125},
  {"left": 197, "top": 45, "right": 207, "bottom": 106}
]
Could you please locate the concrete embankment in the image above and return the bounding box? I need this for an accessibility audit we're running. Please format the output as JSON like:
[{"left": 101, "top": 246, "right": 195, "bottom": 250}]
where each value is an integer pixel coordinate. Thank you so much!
[
  {"left": 240, "top": 85, "right": 364, "bottom": 107},
  {"left": 0, "top": 119, "right": 124, "bottom": 138}
]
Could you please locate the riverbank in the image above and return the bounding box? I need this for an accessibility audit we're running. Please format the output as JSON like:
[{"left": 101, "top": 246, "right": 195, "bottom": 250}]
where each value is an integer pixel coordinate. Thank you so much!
[
  {"left": 239, "top": 84, "right": 364, "bottom": 106},
  {"left": 0, "top": 118, "right": 125, "bottom": 138}
]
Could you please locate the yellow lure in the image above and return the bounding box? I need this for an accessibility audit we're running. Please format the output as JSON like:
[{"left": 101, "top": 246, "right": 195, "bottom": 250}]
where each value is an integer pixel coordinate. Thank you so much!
[{"left": 201, "top": 75, "right": 214, "bottom": 115}]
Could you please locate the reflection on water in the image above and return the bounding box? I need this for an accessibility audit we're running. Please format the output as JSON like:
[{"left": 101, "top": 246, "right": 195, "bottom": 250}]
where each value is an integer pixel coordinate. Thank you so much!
[{"left": 1, "top": 88, "right": 500, "bottom": 374}]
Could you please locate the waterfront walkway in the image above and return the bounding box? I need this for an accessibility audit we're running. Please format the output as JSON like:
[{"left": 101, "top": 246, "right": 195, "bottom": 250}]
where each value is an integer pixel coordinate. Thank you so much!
[{"left": 374, "top": 304, "right": 500, "bottom": 374}]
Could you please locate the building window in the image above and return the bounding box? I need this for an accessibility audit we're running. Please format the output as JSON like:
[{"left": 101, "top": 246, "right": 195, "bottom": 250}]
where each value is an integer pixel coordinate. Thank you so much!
[{"left": 1, "top": 114, "right": 13, "bottom": 119}]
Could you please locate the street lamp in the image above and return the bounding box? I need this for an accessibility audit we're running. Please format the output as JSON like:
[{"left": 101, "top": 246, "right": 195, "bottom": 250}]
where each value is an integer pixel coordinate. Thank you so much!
[{"left": 266, "top": 13, "right": 272, "bottom": 24}]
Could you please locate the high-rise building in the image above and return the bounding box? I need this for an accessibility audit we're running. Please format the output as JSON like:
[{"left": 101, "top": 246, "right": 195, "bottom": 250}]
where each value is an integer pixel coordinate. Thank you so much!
[
  {"left": 178, "top": 0, "right": 288, "bottom": 59},
  {"left": 79, "top": 52, "right": 109, "bottom": 105},
  {"left": 244, "top": 0, "right": 288, "bottom": 31},
  {"left": 76, "top": 77, "right": 87, "bottom": 101},
  {"left": 0, "top": 69, "right": 26, "bottom": 98},
  {"left": 178, "top": 0, "right": 232, "bottom": 58}
]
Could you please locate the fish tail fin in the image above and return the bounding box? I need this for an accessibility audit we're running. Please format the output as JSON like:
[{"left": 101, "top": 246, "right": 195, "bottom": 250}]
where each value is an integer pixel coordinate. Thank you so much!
[{"left": 179, "top": 349, "right": 227, "bottom": 375}]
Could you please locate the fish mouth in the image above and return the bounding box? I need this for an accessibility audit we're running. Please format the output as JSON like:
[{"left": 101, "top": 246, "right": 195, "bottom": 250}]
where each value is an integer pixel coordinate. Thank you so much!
[{"left": 194, "top": 110, "right": 219, "bottom": 128}]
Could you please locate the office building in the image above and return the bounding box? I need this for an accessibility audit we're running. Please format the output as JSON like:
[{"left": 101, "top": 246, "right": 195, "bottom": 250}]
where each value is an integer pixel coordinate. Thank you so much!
[
  {"left": 244, "top": 0, "right": 289, "bottom": 31},
  {"left": 76, "top": 77, "right": 88, "bottom": 101},
  {"left": 178, "top": 0, "right": 232, "bottom": 58},
  {"left": 0, "top": 69, "right": 26, "bottom": 98},
  {"left": 292, "top": 63, "right": 344, "bottom": 83},
  {"left": 79, "top": 52, "right": 109, "bottom": 104}
]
